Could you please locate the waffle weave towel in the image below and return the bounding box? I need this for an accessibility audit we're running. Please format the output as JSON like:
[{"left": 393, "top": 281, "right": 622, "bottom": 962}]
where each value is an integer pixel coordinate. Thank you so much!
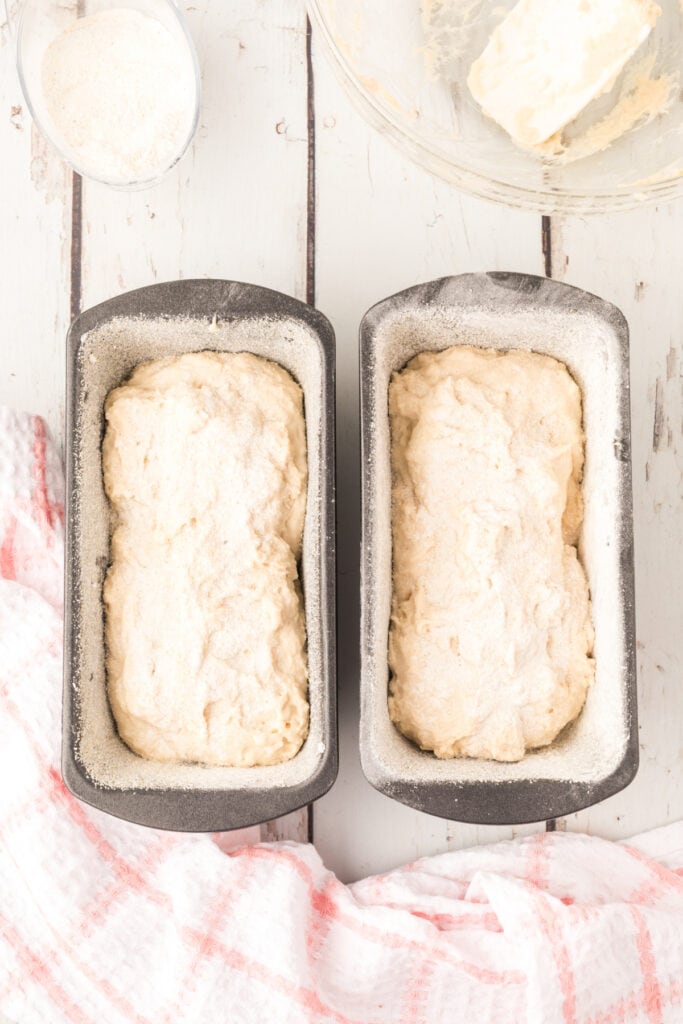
[{"left": 1, "top": 408, "right": 683, "bottom": 1024}]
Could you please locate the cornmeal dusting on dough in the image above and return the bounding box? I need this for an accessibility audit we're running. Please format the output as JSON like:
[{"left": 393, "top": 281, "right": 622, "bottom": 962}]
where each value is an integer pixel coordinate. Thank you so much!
[
  {"left": 388, "top": 346, "right": 594, "bottom": 762},
  {"left": 103, "top": 351, "right": 309, "bottom": 767}
]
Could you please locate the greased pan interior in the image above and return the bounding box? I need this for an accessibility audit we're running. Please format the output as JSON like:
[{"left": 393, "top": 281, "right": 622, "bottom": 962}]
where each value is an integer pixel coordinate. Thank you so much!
[
  {"left": 64, "top": 279, "right": 337, "bottom": 831},
  {"left": 359, "top": 272, "right": 637, "bottom": 825}
]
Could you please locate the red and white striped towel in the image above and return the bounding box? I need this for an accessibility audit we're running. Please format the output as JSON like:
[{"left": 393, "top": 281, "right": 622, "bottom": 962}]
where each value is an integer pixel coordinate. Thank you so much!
[{"left": 2, "top": 408, "right": 683, "bottom": 1024}]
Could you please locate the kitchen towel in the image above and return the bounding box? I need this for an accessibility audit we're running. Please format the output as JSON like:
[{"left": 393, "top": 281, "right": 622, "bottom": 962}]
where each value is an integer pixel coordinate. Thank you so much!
[{"left": 1, "top": 408, "right": 683, "bottom": 1024}]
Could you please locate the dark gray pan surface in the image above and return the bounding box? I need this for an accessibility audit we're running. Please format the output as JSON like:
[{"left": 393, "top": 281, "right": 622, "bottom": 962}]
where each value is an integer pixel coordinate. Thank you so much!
[
  {"left": 359, "top": 272, "right": 637, "bottom": 825},
  {"left": 64, "top": 279, "right": 337, "bottom": 831}
]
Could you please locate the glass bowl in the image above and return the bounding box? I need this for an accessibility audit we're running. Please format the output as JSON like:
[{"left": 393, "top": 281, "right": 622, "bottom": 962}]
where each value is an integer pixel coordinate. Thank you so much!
[
  {"left": 308, "top": 0, "right": 683, "bottom": 213},
  {"left": 16, "top": 0, "right": 201, "bottom": 189}
]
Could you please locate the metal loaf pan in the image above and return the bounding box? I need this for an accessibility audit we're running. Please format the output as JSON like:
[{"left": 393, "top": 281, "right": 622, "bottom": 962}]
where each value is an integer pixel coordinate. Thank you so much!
[
  {"left": 65, "top": 280, "right": 337, "bottom": 831},
  {"left": 360, "top": 272, "right": 637, "bottom": 825}
]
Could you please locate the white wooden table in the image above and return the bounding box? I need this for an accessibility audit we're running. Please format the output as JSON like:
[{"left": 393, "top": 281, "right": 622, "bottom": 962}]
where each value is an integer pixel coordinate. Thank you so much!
[{"left": 2, "top": 1, "right": 682, "bottom": 884}]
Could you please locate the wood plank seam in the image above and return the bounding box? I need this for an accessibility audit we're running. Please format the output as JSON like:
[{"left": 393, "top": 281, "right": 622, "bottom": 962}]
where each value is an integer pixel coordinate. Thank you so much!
[
  {"left": 543, "top": 213, "right": 556, "bottom": 835},
  {"left": 306, "top": 15, "right": 316, "bottom": 310},
  {"left": 70, "top": 174, "right": 82, "bottom": 322},
  {"left": 306, "top": 13, "right": 316, "bottom": 846},
  {"left": 541, "top": 215, "right": 552, "bottom": 280}
]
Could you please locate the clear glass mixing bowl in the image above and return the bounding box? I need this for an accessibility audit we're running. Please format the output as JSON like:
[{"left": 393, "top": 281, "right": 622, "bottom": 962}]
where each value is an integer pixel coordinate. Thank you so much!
[
  {"left": 308, "top": 0, "right": 683, "bottom": 213},
  {"left": 15, "top": 0, "right": 201, "bottom": 189}
]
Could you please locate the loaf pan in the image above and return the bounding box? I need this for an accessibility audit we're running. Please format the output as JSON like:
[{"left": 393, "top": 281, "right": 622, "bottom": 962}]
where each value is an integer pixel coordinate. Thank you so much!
[
  {"left": 360, "top": 272, "right": 637, "bottom": 825},
  {"left": 64, "top": 280, "right": 337, "bottom": 831}
]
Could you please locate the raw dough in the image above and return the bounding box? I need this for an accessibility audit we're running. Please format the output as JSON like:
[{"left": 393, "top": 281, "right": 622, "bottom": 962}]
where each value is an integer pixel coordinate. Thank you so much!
[
  {"left": 388, "top": 346, "right": 594, "bottom": 762},
  {"left": 103, "top": 351, "right": 309, "bottom": 767}
]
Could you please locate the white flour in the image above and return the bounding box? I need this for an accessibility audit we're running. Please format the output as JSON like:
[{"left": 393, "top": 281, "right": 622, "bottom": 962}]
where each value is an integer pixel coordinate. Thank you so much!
[{"left": 41, "top": 8, "right": 197, "bottom": 184}]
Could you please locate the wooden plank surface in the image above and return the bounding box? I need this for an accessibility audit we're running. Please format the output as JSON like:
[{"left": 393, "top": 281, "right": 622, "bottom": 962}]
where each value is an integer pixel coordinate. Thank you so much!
[
  {"left": 77, "top": 0, "right": 310, "bottom": 306},
  {"left": 0, "top": 15, "right": 72, "bottom": 446},
  {"left": 1, "top": 0, "right": 682, "bottom": 884},
  {"left": 550, "top": 207, "right": 683, "bottom": 839}
]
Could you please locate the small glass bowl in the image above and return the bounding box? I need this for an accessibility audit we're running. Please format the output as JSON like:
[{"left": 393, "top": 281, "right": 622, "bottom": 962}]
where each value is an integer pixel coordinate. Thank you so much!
[{"left": 16, "top": 0, "right": 201, "bottom": 189}]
